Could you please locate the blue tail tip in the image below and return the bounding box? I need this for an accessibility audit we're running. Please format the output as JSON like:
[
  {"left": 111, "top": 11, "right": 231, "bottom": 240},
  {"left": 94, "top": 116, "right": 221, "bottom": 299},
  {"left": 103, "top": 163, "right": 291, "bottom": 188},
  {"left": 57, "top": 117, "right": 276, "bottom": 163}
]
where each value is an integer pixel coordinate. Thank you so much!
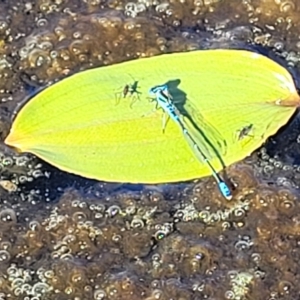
[{"left": 219, "top": 182, "right": 232, "bottom": 200}]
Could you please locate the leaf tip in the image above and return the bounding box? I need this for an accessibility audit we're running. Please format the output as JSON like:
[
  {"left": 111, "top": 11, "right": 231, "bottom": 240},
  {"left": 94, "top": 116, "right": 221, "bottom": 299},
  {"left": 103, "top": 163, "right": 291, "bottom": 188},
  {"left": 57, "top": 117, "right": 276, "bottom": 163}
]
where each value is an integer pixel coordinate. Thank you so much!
[
  {"left": 273, "top": 94, "right": 300, "bottom": 107},
  {"left": 4, "top": 132, "right": 23, "bottom": 152}
]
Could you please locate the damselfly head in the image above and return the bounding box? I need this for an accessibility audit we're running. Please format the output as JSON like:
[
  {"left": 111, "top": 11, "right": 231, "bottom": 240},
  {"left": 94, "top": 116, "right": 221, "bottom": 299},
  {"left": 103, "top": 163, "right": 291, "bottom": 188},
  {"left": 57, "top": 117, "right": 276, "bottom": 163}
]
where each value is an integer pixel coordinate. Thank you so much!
[{"left": 149, "top": 84, "right": 168, "bottom": 95}]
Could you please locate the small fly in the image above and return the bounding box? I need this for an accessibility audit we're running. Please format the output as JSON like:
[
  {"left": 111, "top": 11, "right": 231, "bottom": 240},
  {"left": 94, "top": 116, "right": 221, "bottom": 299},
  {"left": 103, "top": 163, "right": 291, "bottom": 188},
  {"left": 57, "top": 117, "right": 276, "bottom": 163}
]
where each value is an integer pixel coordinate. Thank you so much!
[
  {"left": 115, "top": 78, "right": 141, "bottom": 108},
  {"left": 236, "top": 124, "right": 254, "bottom": 141}
]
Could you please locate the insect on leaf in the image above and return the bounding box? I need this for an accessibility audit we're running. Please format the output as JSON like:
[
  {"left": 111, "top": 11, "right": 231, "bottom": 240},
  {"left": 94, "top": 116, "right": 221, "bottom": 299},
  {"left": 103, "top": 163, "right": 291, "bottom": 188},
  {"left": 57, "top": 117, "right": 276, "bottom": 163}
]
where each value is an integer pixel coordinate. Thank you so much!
[{"left": 5, "top": 49, "right": 300, "bottom": 183}]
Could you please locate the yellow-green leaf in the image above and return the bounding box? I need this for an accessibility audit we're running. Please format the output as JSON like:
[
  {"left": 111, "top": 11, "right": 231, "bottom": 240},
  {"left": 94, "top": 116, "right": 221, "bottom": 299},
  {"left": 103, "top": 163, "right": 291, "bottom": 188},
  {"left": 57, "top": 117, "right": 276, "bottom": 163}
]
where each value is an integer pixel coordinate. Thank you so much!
[{"left": 4, "top": 49, "right": 300, "bottom": 183}]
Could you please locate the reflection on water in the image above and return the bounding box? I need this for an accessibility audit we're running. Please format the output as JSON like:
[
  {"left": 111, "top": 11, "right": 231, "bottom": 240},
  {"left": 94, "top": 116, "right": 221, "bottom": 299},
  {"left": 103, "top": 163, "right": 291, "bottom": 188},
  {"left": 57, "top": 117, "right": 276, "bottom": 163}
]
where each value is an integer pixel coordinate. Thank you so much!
[{"left": 1, "top": 0, "right": 300, "bottom": 299}]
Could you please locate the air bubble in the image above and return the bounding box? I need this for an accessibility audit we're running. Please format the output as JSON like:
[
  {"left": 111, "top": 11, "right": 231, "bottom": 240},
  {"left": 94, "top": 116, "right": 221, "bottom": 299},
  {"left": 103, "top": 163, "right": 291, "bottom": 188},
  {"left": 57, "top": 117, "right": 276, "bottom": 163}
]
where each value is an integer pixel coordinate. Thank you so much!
[
  {"left": 72, "top": 200, "right": 80, "bottom": 207},
  {"left": 251, "top": 253, "right": 261, "bottom": 263},
  {"left": 12, "top": 278, "right": 25, "bottom": 289},
  {"left": 123, "top": 20, "right": 136, "bottom": 31},
  {"left": 19, "top": 175, "right": 28, "bottom": 184},
  {"left": 234, "top": 240, "right": 251, "bottom": 251},
  {"left": 32, "top": 169, "right": 43, "bottom": 178},
  {"left": 0, "top": 250, "right": 10, "bottom": 262},
  {"left": 78, "top": 54, "right": 88, "bottom": 62},
  {"left": 2, "top": 157, "right": 13, "bottom": 167},
  {"left": 29, "top": 220, "right": 41, "bottom": 231},
  {"left": 50, "top": 50, "right": 58, "bottom": 58},
  {"left": 21, "top": 283, "right": 32, "bottom": 293},
  {"left": 283, "top": 165, "right": 292, "bottom": 171},
  {"left": 156, "top": 3, "right": 169, "bottom": 13},
  {"left": 125, "top": 205, "right": 136, "bottom": 215},
  {"left": 130, "top": 217, "right": 144, "bottom": 228},
  {"left": 112, "top": 234, "right": 121, "bottom": 242},
  {"left": 71, "top": 270, "right": 83, "bottom": 283},
  {"left": 233, "top": 208, "right": 246, "bottom": 219},
  {"left": 73, "top": 31, "right": 82, "bottom": 39},
  {"left": 69, "top": 40, "right": 87, "bottom": 56},
  {"left": 224, "top": 290, "right": 235, "bottom": 299},
  {"left": 0, "top": 208, "right": 17, "bottom": 223},
  {"left": 199, "top": 210, "right": 210, "bottom": 222},
  {"left": 278, "top": 280, "right": 293, "bottom": 295},
  {"left": 154, "top": 230, "right": 166, "bottom": 240},
  {"left": 72, "top": 211, "right": 87, "bottom": 223},
  {"left": 280, "top": 1, "right": 295, "bottom": 12},
  {"left": 62, "top": 234, "right": 77, "bottom": 244},
  {"left": 65, "top": 286, "right": 73, "bottom": 295},
  {"left": 107, "top": 205, "right": 122, "bottom": 217},
  {"left": 36, "top": 18, "right": 48, "bottom": 27},
  {"left": 60, "top": 253, "right": 74, "bottom": 260},
  {"left": 0, "top": 241, "right": 12, "bottom": 251},
  {"left": 44, "top": 270, "right": 55, "bottom": 279},
  {"left": 94, "top": 289, "right": 106, "bottom": 299},
  {"left": 0, "top": 20, "right": 8, "bottom": 33},
  {"left": 7, "top": 264, "right": 19, "bottom": 277},
  {"left": 13, "top": 287, "right": 22, "bottom": 296}
]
